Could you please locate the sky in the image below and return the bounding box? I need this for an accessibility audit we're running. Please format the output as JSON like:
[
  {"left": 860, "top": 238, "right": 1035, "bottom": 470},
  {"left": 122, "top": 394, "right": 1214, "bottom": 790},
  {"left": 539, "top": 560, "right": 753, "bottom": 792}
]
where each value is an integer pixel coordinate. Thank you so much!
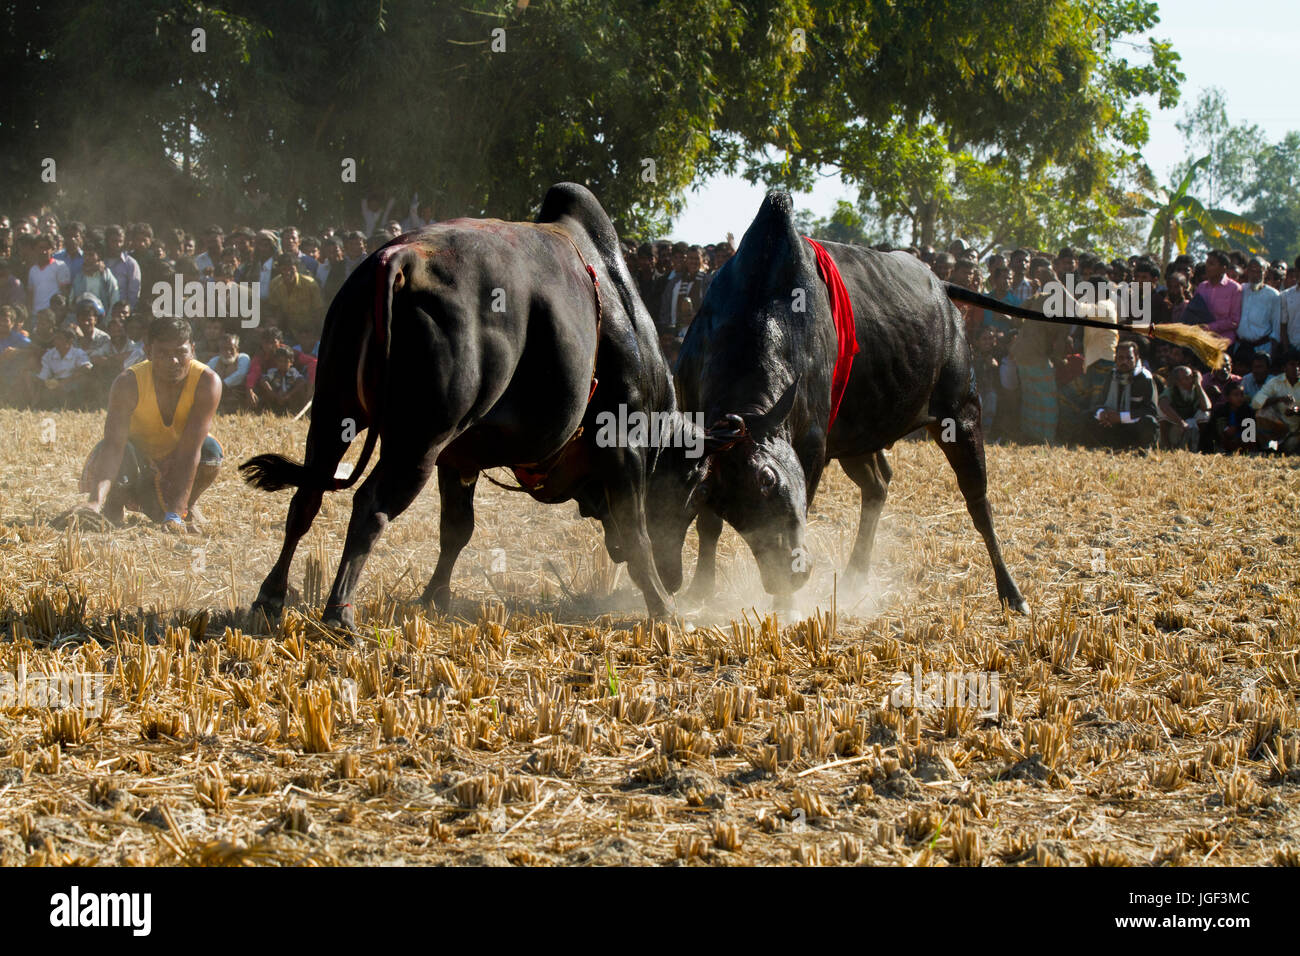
[{"left": 673, "top": 0, "right": 1299, "bottom": 242}]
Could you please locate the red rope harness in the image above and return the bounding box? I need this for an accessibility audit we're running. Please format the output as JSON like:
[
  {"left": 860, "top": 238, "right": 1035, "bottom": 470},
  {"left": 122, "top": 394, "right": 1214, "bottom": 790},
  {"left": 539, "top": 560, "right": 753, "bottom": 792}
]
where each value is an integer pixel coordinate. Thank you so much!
[{"left": 804, "top": 237, "right": 859, "bottom": 430}]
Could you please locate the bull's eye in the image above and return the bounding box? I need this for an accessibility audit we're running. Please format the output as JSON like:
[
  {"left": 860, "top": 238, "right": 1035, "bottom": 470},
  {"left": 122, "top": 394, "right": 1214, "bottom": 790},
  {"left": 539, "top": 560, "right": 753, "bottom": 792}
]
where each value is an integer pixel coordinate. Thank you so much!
[{"left": 759, "top": 466, "right": 778, "bottom": 494}]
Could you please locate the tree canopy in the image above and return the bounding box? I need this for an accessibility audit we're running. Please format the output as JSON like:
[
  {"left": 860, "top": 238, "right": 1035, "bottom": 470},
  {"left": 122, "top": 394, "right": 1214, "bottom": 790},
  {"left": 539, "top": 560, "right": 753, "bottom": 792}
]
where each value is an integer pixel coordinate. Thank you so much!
[{"left": 1, "top": 0, "right": 1183, "bottom": 244}]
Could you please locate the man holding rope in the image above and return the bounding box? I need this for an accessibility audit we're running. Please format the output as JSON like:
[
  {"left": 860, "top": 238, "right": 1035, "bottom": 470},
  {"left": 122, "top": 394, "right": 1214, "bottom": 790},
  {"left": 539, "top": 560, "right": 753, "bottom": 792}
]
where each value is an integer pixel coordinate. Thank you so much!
[{"left": 76, "top": 316, "right": 223, "bottom": 532}]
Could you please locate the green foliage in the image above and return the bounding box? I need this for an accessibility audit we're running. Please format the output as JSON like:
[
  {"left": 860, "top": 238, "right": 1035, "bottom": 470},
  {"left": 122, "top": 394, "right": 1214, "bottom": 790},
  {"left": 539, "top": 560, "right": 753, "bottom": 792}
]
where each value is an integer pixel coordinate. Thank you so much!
[
  {"left": 1133, "top": 84, "right": 1281, "bottom": 262},
  {"left": 3, "top": 0, "right": 807, "bottom": 232},
  {"left": 1171, "top": 88, "right": 1265, "bottom": 209},
  {"left": 748, "top": 0, "right": 1184, "bottom": 251},
  {"left": 798, "top": 200, "right": 876, "bottom": 245},
  {"left": 0, "top": 0, "right": 1183, "bottom": 247},
  {"left": 1241, "top": 132, "right": 1300, "bottom": 263},
  {"left": 1129, "top": 156, "right": 1265, "bottom": 263}
]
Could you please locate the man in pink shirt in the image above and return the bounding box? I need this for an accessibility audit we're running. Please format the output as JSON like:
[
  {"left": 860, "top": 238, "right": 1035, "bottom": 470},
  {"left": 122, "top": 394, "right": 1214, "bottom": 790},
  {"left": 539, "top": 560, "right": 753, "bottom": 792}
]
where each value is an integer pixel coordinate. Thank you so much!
[{"left": 1195, "top": 249, "right": 1242, "bottom": 344}]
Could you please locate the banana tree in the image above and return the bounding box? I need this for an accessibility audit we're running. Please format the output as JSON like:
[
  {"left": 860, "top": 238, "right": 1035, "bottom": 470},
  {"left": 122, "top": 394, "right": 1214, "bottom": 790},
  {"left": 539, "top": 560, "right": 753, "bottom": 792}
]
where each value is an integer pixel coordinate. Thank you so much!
[{"left": 1128, "top": 156, "right": 1266, "bottom": 265}]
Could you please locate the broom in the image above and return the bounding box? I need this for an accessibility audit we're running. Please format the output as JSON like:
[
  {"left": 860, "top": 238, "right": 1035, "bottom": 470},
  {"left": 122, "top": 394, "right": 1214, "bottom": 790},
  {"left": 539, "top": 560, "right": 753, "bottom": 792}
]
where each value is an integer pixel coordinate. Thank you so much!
[{"left": 946, "top": 284, "right": 1230, "bottom": 370}]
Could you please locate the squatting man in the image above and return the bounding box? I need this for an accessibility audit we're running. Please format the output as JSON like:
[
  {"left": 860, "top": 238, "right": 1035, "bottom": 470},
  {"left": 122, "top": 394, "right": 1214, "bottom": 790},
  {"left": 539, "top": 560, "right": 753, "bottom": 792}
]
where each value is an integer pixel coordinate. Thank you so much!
[{"left": 76, "top": 317, "right": 223, "bottom": 533}]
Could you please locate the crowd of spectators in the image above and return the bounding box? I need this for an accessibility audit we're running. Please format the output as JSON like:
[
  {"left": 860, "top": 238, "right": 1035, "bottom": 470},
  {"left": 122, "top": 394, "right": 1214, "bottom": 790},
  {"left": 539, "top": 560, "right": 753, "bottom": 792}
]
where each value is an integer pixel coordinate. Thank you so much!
[
  {"left": 3, "top": 202, "right": 1298, "bottom": 454},
  {"left": 620, "top": 236, "right": 1299, "bottom": 455},
  {"left": 901, "top": 241, "right": 1300, "bottom": 455},
  {"left": 0, "top": 203, "right": 435, "bottom": 414}
]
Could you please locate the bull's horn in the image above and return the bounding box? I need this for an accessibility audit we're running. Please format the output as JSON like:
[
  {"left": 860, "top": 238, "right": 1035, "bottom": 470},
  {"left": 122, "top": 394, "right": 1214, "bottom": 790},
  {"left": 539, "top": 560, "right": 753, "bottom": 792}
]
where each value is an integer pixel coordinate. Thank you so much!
[{"left": 743, "top": 377, "right": 800, "bottom": 438}]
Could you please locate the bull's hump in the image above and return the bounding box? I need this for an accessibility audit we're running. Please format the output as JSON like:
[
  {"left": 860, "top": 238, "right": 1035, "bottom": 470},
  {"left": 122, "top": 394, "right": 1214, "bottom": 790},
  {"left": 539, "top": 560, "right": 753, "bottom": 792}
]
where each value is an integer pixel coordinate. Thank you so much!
[
  {"left": 536, "top": 182, "right": 619, "bottom": 249},
  {"left": 537, "top": 182, "right": 600, "bottom": 223},
  {"left": 760, "top": 190, "right": 794, "bottom": 219}
]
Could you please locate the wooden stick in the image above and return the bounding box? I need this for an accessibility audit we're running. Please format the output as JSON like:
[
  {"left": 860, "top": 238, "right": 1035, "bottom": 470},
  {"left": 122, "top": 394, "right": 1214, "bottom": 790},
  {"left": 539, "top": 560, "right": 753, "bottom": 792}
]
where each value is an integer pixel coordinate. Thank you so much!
[
  {"left": 503, "top": 791, "right": 554, "bottom": 837},
  {"left": 796, "top": 753, "right": 876, "bottom": 777},
  {"left": 292, "top": 399, "right": 313, "bottom": 421}
]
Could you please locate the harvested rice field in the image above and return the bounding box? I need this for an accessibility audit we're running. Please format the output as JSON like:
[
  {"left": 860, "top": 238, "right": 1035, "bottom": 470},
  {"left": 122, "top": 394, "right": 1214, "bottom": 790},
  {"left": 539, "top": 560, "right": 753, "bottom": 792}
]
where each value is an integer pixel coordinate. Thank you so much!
[{"left": 1, "top": 408, "right": 1298, "bottom": 867}]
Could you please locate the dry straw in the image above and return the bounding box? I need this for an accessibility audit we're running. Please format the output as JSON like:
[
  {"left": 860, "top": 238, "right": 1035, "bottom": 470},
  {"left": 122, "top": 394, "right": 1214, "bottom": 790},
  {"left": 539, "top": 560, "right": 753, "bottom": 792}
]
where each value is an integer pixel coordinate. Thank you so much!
[{"left": 0, "top": 408, "right": 1296, "bottom": 865}]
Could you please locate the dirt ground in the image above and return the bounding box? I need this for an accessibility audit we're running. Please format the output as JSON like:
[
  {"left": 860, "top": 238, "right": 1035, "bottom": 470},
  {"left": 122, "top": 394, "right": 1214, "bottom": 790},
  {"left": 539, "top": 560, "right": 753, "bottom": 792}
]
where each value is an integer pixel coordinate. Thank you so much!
[{"left": 0, "top": 407, "right": 1297, "bottom": 866}]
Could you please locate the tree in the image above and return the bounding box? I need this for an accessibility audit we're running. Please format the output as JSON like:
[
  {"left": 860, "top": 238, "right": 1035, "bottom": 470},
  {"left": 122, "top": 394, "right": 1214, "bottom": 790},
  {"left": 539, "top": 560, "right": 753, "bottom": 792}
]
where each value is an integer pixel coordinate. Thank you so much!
[
  {"left": 739, "top": 0, "right": 1184, "bottom": 250},
  {"left": 1129, "top": 156, "right": 1265, "bottom": 263},
  {"left": 797, "top": 200, "right": 876, "bottom": 245},
  {"left": 0, "top": 0, "right": 262, "bottom": 225},
  {"left": 1170, "top": 88, "right": 1264, "bottom": 210},
  {"left": 1236, "top": 132, "right": 1300, "bottom": 263},
  {"left": 0, "top": 0, "right": 1185, "bottom": 245},
  {"left": 1, "top": 0, "right": 819, "bottom": 231}
]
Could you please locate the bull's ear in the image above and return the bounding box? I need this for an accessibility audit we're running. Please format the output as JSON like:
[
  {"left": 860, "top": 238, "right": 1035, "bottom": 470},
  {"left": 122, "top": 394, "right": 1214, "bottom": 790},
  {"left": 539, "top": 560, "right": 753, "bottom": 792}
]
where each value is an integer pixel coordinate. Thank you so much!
[
  {"left": 703, "top": 413, "right": 747, "bottom": 454},
  {"left": 743, "top": 377, "right": 800, "bottom": 439}
]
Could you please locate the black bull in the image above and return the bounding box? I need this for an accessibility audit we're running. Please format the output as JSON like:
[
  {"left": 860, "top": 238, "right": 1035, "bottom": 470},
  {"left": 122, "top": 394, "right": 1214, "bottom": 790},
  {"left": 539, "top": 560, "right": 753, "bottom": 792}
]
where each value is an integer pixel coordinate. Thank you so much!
[
  {"left": 241, "top": 183, "right": 703, "bottom": 626},
  {"left": 660, "top": 190, "right": 1030, "bottom": 614}
]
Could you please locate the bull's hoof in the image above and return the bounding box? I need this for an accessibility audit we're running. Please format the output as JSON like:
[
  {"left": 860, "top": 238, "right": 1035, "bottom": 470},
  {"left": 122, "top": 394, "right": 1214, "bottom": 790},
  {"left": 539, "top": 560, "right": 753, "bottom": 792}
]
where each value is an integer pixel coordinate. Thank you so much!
[
  {"left": 646, "top": 597, "right": 678, "bottom": 621},
  {"left": 772, "top": 597, "right": 797, "bottom": 615},
  {"left": 840, "top": 568, "right": 868, "bottom": 592},
  {"left": 248, "top": 597, "right": 284, "bottom": 632},
  {"left": 1002, "top": 594, "right": 1030, "bottom": 615},
  {"left": 420, "top": 585, "right": 452, "bottom": 618},
  {"left": 321, "top": 604, "right": 357, "bottom": 631},
  {"left": 678, "top": 584, "right": 715, "bottom": 611}
]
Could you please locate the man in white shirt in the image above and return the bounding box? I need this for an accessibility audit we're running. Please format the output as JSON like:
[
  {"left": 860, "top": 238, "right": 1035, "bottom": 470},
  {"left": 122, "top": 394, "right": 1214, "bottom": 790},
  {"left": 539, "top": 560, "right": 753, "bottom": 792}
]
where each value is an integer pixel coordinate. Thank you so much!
[
  {"left": 361, "top": 193, "right": 394, "bottom": 237},
  {"left": 194, "top": 225, "right": 224, "bottom": 277},
  {"left": 242, "top": 230, "right": 278, "bottom": 301},
  {"left": 1236, "top": 257, "right": 1282, "bottom": 364},
  {"left": 1280, "top": 256, "right": 1300, "bottom": 352},
  {"left": 27, "top": 233, "right": 71, "bottom": 313},
  {"left": 209, "top": 332, "right": 253, "bottom": 410},
  {"left": 1251, "top": 350, "right": 1300, "bottom": 452},
  {"left": 403, "top": 197, "right": 436, "bottom": 233},
  {"left": 1240, "top": 353, "right": 1273, "bottom": 401},
  {"left": 31, "top": 327, "right": 93, "bottom": 408}
]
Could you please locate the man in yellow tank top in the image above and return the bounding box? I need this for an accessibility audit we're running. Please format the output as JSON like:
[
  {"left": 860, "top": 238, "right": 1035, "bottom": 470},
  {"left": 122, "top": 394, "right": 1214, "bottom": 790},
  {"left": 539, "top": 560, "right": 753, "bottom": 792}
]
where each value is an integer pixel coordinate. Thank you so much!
[{"left": 79, "top": 317, "right": 222, "bottom": 533}]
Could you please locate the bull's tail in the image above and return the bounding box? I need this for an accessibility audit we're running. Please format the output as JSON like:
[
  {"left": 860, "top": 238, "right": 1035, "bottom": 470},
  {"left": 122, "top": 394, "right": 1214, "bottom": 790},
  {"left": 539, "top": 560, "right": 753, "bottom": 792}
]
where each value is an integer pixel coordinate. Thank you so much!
[
  {"left": 239, "top": 426, "right": 379, "bottom": 493},
  {"left": 943, "top": 283, "right": 1130, "bottom": 332},
  {"left": 944, "top": 283, "right": 1229, "bottom": 370},
  {"left": 241, "top": 248, "right": 404, "bottom": 494}
]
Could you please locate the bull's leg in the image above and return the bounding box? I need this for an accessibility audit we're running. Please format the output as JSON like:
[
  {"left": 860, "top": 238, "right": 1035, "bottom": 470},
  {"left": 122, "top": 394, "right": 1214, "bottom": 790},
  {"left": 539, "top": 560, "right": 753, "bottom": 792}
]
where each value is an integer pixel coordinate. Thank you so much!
[
  {"left": 840, "top": 449, "right": 892, "bottom": 584},
  {"left": 419, "top": 465, "right": 478, "bottom": 615},
  {"left": 682, "top": 508, "right": 723, "bottom": 605},
  {"left": 322, "top": 452, "right": 438, "bottom": 630},
  {"left": 600, "top": 520, "right": 626, "bottom": 564},
  {"left": 251, "top": 485, "right": 324, "bottom": 625},
  {"left": 605, "top": 465, "right": 676, "bottom": 619},
  {"left": 250, "top": 414, "right": 353, "bottom": 625},
  {"left": 926, "top": 414, "right": 1029, "bottom": 614}
]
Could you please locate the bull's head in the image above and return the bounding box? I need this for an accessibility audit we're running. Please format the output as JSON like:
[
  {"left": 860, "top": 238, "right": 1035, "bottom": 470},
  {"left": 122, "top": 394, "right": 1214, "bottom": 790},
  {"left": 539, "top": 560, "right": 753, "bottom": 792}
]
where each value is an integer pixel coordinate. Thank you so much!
[
  {"left": 647, "top": 379, "right": 809, "bottom": 601},
  {"left": 647, "top": 189, "right": 830, "bottom": 605}
]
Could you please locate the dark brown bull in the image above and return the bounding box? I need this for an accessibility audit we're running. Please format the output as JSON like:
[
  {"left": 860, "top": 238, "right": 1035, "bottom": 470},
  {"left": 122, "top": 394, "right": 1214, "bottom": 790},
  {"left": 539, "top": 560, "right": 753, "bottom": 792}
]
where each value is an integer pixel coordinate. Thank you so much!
[{"left": 241, "top": 183, "right": 690, "bottom": 628}]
